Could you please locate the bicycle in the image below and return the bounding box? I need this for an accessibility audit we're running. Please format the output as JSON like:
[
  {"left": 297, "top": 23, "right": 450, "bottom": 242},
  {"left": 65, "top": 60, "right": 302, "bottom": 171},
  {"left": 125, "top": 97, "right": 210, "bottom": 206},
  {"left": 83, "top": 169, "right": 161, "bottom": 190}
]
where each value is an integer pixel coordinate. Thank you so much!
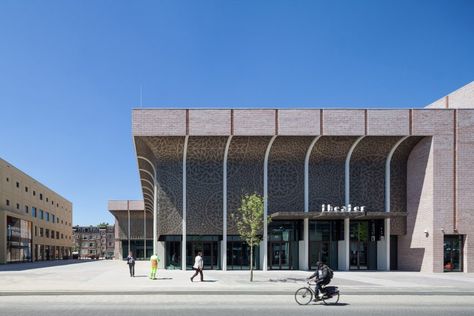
[{"left": 294, "top": 281, "right": 340, "bottom": 305}]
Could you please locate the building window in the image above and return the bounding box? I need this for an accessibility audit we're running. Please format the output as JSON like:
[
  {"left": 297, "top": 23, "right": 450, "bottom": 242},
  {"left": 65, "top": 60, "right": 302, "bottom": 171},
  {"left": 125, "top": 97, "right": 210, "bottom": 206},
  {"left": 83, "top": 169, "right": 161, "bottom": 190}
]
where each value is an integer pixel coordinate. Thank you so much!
[
  {"left": 33, "top": 190, "right": 36, "bottom": 196},
  {"left": 46, "top": 212, "right": 50, "bottom": 222},
  {"left": 57, "top": 217, "right": 59, "bottom": 223},
  {"left": 45, "top": 229, "right": 49, "bottom": 238},
  {"left": 6, "top": 216, "right": 32, "bottom": 263},
  {"left": 25, "top": 206, "right": 29, "bottom": 213},
  {"left": 40, "top": 210, "right": 44, "bottom": 220},
  {"left": 40, "top": 193, "right": 43, "bottom": 200},
  {"left": 32, "top": 207, "right": 37, "bottom": 218},
  {"left": 51, "top": 230, "right": 55, "bottom": 239},
  {"left": 25, "top": 186, "right": 28, "bottom": 192},
  {"left": 6, "top": 177, "right": 9, "bottom": 182},
  {"left": 52, "top": 214, "right": 55, "bottom": 223},
  {"left": 6, "top": 199, "right": 10, "bottom": 206},
  {"left": 56, "top": 232, "right": 59, "bottom": 239},
  {"left": 16, "top": 203, "right": 20, "bottom": 209},
  {"left": 40, "top": 228, "right": 44, "bottom": 237},
  {"left": 61, "top": 233, "right": 64, "bottom": 239},
  {"left": 35, "top": 226, "right": 38, "bottom": 237},
  {"left": 16, "top": 182, "right": 19, "bottom": 188},
  {"left": 46, "top": 197, "right": 48, "bottom": 202}
]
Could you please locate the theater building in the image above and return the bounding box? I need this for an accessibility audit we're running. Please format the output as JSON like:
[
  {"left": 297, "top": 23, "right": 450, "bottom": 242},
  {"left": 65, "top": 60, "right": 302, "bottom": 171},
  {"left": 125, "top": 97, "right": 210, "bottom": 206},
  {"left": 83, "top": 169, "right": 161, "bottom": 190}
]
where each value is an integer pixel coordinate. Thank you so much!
[{"left": 112, "top": 82, "right": 474, "bottom": 273}]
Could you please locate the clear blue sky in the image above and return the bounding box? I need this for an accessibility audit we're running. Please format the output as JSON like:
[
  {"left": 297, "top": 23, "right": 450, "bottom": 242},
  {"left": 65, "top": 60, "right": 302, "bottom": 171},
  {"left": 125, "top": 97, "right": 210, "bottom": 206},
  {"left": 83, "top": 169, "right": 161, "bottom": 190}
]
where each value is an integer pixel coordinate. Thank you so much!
[{"left": 0, "top": 1, "right": 473, "bottom": 225}]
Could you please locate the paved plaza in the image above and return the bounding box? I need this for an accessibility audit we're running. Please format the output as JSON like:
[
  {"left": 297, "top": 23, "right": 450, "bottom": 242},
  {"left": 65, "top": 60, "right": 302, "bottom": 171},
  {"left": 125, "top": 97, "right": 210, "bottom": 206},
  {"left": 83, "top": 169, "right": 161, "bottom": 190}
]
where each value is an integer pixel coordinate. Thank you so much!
[{"left": 1, "top": 260, "right": 474, "bottom": 295}]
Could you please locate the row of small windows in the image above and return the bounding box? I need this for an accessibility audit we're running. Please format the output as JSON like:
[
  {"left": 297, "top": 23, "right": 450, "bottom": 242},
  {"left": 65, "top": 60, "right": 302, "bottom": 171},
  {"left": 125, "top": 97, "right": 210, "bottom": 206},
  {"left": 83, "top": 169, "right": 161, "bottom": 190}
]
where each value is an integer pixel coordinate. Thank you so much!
[
  {"left": 35, "top": 226, "right": 71, "bottom": 240},
  {"left": 5, "top": 200, "right": 71, "bottom": 227},
  {"left": 5, "top": 177, "right": 69, "bottom": 212}
]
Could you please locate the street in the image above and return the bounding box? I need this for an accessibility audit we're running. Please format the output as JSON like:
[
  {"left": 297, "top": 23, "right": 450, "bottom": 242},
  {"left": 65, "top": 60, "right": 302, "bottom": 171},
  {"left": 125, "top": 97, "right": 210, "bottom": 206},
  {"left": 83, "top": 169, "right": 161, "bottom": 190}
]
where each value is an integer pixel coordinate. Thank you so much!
[{"left": 1, "top": 294, "right": 473, "bottom": 316}]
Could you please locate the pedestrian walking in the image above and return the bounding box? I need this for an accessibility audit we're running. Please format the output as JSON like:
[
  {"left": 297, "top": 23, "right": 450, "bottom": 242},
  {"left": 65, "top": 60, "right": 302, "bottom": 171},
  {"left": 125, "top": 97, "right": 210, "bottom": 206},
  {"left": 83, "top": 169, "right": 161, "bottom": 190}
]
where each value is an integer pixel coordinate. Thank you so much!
[
  {"left": 190, "top": 251, "right": 204, "bottom": 282},
  {"left": 126, "top": 251, "right": 135, "bottom": 277},
  {"left": 149, "top": 253, "right": 160, "bottom": 280}
]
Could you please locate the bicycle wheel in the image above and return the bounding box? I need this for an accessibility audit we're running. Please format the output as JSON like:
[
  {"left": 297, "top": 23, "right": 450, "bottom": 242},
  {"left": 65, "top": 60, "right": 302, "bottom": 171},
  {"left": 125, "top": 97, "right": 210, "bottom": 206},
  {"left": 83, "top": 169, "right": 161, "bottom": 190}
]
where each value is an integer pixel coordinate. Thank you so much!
[
  {"left": 322, "top": 292, "right": 340, "bottom": 305},
  {"left": 294, "top": 287, "right": 313, "bottom": 305}
]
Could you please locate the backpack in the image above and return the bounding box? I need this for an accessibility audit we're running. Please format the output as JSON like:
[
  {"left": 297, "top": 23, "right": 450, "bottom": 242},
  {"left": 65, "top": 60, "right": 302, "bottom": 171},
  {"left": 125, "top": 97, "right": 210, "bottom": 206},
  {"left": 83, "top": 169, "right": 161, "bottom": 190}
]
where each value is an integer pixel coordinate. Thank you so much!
[{"left": 327, "top": 267, "right": 334, "bottom": 279}]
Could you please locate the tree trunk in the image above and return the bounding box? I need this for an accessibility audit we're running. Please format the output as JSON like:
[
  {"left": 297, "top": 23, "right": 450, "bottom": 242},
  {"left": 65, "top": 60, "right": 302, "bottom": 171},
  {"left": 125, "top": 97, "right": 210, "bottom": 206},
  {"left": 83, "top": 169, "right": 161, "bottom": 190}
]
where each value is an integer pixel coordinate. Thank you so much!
[{"left": 250, "top": 244, "right": 253, "bottom": 282}]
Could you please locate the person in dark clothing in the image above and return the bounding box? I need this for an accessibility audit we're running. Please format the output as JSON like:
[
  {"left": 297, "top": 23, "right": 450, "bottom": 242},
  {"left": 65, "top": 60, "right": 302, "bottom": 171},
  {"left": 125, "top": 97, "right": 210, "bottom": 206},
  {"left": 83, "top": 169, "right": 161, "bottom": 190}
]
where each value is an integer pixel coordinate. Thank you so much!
[
  {"left": 307, "top": 261, "right": 331, "bottom": 301},
  {"left": 126, "top": 251, "right": 135, "bottom": 277}
]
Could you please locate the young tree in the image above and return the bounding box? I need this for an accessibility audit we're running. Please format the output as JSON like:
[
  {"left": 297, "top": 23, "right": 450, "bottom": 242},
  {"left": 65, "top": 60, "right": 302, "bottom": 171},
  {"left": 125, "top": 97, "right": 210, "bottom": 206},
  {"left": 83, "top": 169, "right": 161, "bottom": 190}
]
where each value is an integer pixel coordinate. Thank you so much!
[{"left": 231, "top": 193, "right": 269, "bottom": 281}]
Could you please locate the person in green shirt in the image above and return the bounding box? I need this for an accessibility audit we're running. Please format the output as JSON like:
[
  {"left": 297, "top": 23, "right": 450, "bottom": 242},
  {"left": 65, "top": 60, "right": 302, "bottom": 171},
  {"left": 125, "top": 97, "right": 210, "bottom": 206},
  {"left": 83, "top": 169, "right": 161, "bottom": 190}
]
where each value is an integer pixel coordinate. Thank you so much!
[{"left": 149, "top": 254, "right": 160, "bottom": 280}]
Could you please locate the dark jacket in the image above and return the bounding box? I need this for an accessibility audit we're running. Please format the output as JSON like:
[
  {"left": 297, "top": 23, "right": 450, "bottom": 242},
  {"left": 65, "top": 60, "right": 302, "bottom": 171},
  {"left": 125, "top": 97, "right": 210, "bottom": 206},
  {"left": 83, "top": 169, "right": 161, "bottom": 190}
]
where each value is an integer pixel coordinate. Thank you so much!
[
  {"left": 309, "top": 264, "right": 329, "bottom": 281},
  {"left": 126, "top": 255, "right": 135, "bottom": 265}
]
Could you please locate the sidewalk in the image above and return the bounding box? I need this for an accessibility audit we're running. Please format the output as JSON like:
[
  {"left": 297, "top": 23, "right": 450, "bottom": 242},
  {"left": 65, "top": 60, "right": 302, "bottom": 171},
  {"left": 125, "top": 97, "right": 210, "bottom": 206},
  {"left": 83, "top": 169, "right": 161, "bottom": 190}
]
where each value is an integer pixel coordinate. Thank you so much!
[{"left": 1, "top": 260, "right": 473, "bottom": 296}]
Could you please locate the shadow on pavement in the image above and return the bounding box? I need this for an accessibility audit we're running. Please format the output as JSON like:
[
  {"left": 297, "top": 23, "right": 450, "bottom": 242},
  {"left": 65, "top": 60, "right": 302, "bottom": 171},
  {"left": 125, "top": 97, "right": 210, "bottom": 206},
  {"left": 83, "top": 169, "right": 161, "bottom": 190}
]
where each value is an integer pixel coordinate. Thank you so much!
[
  {"left": 269, "top": 278, "right": 307, "bottom": 282},
  {"left": 0, "top": 260, "right": 94, "bottom": 272},
  {"left": 322, "top": 303, "right": 349, "bottom": 307}
]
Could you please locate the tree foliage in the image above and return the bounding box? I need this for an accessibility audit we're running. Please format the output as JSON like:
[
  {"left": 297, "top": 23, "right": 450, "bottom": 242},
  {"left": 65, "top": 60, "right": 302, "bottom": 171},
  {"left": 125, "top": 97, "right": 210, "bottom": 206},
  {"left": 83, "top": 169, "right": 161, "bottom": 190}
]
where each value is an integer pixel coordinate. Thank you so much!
[{"left": 231, "top": 193, "right": 269, "bottom": 281}]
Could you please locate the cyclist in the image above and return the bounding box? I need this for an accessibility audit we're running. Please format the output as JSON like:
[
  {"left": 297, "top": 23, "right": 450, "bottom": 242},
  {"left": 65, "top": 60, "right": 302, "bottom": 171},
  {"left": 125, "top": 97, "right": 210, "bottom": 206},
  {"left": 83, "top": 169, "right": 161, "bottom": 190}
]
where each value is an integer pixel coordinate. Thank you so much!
[{"left": 307, "top": 261, "right": 332, "bottom": 301}]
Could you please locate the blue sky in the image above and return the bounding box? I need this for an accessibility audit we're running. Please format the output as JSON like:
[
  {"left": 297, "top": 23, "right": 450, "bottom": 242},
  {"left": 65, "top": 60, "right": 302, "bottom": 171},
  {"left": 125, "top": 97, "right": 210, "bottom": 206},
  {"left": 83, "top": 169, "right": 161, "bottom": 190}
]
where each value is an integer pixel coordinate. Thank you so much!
[{"left": 0, "top": 0, "right": 473, "bottom": 225}]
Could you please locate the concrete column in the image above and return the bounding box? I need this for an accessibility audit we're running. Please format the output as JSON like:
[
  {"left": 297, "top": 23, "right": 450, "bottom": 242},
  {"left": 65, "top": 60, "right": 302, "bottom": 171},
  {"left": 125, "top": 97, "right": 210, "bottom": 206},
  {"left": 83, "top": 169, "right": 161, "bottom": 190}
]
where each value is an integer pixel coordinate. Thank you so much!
[
  {"left": 144, "top": 209, "right": 146, "bottom": 259},
  {"left": 263, "top": 136, "right": 277, "bottom": 271},
  {"left": 153, "top": 183, "right": 158, "bottom": 257},
  {"left": 344, "top": 218, "right": 350, "bottom": 271},
  {"left": 343, "top": 136, "right": 364, "bottom": 271},
  {"left": 301, "top": 219, "right": 309, "bottom": 270},
  {"left": 303, "top": 136, "right": 320, "bottom": 271},
  {"left": 385, "top": 218, "right": 391, "bottom": 271},
  {"left": 182, "top": 136, "right": 189, "bottom": 271},
  {"left": 222, "top": 136, "right": 233, "bottom": 271},
  {"left": 127, "top": 201, "right": 131, "bottom": 256},
  {"left": 157, "top": 241, "right": 165, "bottom": 269}
]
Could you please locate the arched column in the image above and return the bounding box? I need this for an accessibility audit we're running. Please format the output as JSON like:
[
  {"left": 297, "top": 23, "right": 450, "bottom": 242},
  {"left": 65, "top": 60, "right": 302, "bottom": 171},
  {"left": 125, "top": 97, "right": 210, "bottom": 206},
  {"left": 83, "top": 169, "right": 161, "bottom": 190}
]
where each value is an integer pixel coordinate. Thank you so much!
[
  {"left": 222, "top": 136, "right": 233, "bottom": 271},
  {"left": 262, "top": 136, "right": 277, "bottom": 271},
  {"left": 302, "top": 136, "right": 321, "bottom": 270},
  {"left": 182, "top": 136, "right": 189, "bottom": 270},
  {"left": 343, "top": 136, "right": 365, "bottom": 271},
  {"left": 139, "top": 167, "right": 158, "bottom": 257}
]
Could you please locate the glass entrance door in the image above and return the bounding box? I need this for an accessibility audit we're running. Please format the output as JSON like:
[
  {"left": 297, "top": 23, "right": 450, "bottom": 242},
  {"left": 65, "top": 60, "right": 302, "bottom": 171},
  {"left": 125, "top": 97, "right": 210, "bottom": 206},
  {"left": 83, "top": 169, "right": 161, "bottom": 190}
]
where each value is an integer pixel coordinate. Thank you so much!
[
  {"left": 269, "top": 241, "right": 290, "bottom": 270},
  {"left": 444, "top": 235, "right": 463, "bottom": 272},
  {"left": 350, "top": 221, "right": 368, "bottom": 270},
  {"left": 187, "top": 241, "right": 219, "bottom": 270}
]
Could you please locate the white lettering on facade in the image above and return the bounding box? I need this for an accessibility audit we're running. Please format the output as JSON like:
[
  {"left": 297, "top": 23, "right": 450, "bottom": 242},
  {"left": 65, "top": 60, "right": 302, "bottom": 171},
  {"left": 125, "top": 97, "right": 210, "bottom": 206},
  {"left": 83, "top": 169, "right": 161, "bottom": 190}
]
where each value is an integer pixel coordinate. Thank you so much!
[{"left": 321, "top": 204, "right": 365, "bottom": 212}]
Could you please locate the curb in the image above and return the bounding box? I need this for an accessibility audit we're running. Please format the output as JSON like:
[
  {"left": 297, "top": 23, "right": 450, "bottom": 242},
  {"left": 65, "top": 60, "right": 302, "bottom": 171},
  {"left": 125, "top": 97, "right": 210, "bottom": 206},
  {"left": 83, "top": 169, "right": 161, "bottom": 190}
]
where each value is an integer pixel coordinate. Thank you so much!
[{"left": 1, "top": 290, "right": 474, "bottom": 296}]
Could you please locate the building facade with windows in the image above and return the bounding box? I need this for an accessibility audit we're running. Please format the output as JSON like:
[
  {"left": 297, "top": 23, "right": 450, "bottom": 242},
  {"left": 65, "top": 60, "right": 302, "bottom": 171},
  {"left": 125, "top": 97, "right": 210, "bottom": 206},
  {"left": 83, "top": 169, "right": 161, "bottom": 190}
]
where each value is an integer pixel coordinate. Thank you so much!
[
  {"left": 73, "top": 225, "right": 115, "bottom": 259},
  {"left": 113, "top": 82, "right": 474, "bottom": 273},
  {"left": 108, "top": 200, "right": 153, "bottom": 261},
  {"left": 0, "top": 158, "right": 74, "bottom": 264}
]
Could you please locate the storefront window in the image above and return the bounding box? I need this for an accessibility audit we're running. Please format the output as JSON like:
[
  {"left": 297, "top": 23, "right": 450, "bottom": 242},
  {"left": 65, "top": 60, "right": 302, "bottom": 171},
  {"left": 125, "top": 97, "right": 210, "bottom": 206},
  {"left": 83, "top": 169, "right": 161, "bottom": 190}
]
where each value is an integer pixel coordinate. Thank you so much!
[
  {"left": 227, "top": 236, "right": 259, "bottom": 270},
  {"left": 444, "top": 235, "right": 463, "bottom": 272},
  {"left": 6, "top": 216, "right": 32, "bottom": 262},
  {"left": 309, "top": 221, "right": 342, "bottom": 270}
]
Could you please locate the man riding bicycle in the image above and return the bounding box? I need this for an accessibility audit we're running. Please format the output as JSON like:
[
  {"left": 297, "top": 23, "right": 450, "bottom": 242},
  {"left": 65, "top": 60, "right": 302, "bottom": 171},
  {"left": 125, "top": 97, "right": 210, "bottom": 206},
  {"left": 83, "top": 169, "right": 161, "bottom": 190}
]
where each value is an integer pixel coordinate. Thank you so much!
[{"left": 307, "top": 261, "right": 333, "bottom": 301}]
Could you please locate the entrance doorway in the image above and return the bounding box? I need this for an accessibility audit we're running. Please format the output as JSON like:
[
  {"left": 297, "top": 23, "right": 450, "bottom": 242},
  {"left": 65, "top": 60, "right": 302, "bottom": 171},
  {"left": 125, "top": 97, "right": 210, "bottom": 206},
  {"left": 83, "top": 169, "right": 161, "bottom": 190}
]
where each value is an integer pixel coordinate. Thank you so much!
[
  {"left": 444, "top": 235, "right": 463, "bottom": 272},
  {"left": 350, "top": 221, "right": 368, "bottom": 270},
  {"left": 268, "top": 241, "right": 291, "bottom": 270}
]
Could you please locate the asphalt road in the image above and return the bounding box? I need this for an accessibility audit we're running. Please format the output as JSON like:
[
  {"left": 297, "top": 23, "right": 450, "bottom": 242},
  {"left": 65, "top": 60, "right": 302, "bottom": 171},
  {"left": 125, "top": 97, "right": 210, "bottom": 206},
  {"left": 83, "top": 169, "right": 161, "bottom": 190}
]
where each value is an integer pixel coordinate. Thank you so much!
[{"left": 1, "top": 295, "right": 473, "bottom": 316}]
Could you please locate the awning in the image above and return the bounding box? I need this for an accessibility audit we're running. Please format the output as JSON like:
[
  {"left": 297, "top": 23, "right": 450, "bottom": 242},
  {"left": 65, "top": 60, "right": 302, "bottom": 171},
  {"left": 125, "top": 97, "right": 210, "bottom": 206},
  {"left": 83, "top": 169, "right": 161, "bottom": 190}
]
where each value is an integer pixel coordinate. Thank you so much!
[{"left": 270, "top": 211, "right": 407, "bottom": 220}]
